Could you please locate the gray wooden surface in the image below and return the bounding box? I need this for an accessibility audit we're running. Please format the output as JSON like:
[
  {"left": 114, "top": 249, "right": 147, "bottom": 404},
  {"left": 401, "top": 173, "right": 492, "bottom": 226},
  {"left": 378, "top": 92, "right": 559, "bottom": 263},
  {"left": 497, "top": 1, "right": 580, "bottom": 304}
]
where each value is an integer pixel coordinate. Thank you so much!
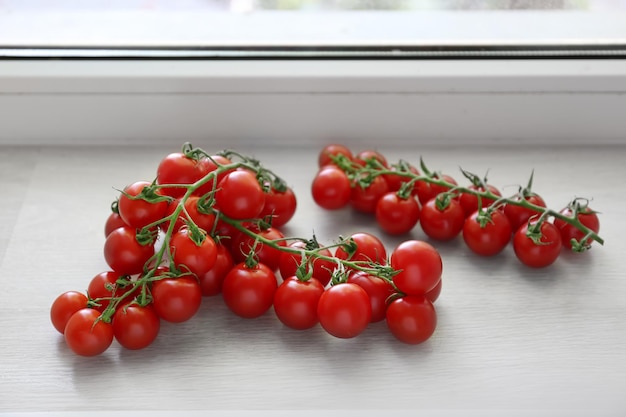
[{"left": 0, "top": 143, "right": 624, "bottom": 415}]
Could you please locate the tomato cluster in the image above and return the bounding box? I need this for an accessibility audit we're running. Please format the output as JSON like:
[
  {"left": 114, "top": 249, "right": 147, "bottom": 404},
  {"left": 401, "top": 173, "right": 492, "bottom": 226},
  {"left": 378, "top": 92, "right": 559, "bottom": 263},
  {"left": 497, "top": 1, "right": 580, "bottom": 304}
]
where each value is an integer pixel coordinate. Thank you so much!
[
  {"left": 51, "top": 144, "right": 442, "bottom": 357},
  {"left": 312, "top": 144, "right": 602, "bottom": 269}
]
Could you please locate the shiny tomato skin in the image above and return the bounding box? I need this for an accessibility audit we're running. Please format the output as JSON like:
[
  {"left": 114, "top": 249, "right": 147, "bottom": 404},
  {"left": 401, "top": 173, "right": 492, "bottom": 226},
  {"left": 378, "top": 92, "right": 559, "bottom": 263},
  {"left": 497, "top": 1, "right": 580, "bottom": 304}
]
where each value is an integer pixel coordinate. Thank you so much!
[
  {"left": 198, "top": 243, "right": 235, "bottom": 296},
  {"left": 151, "top": 277, "right": 202, "bottom": 323},
  {"left": 215, "top": 170, "right": 266, "bottom": 220},
  {"left": 335, "top": 232, "right": 387, "bottom": 267},
  {"left": 104, "top": 212, "right": 128, "bottom": 238},
  {"left": 112, "top": 304, "right": 160, "bottom": 350},
  {"left": 503, "top": 194, "right": 547, "bottom": 233},
  {"left": 104, "top": 226, "right": 155, "bottom": 275},
  {"left": 513, "top": 221, "right": 562, "bottom": 268},
  {"left": 383, "top": 164, "right": 420, "bottom": 192},
  {"left": 231, "top": 226, "right": 286, "bottom": 271},
  {"left": 459, "top": 184, "right": 502, "bottom": 217},
  {"left": 462, "top": 209, "right": 512, "bottom": 256},
  {"left": 170, "top": 228, "right": 218, "bottom": 277},
  {"left": 317, "top": 283, "right": 372, "bottom": 339},
  {"left": 347, "top": 271, "right": 395, "bottom": 323},
  {"left": 273, "top": 276, "right": 325, "bottom": 330},
  {"left": 161, "top": 196, "right": 216, "bottom": 234},
  {"left": 87, "top": 271, "right": 125, "bottom": 312},
  {"left": 195, "top": 154, "right": 233, "bottom": 197},
  {"left": 50, "top": 291, "right": 89, "bottom": 334},
  {"left": 386, "top": 295, "right": 437, "bottom": 345},
  {"left": 64, "top": 308, "right": 114, "bottom": 356},
  {"left": 554, "top": 207, "right": 600, "bottom": 249},
  {"left": 278, "top": 241, "right": 335, "bottom": 287},
  {"left": 259, "top": 186, "right": 297, "bottom": 228},
  {"left": 420, "top": 198, "right": 465, "bottom": 241},
  {"left": 118, "top": 180, "right": 170, "bottom": 229},
  {"left": 222, "top": 263, "right": 278, "bottom": 319},
  {"left": 311, "top": 166, "right": 351, "bottom": 210},
  {"left": 375, "top": 192, "right": 421, "bottom": 235},
  {"left": 354, "top": 149, "right": 388, "bottom": 168},
  {"left": 415, "top": 174, "right": 457, "bottom": 205},
  {"left": 390, "top": 240, "right": 442, "bottom": 296},
  {"left": 350, "top": 175, "right": 389, "bottom": 214},
  {"left": 425, "top": 278, "right": 442, "bottom": 304},
  {"left": 318, "top": 144, "right": 353, "bottom": 167},
  {"left": 156, "top": 152, "right": 209, "bottom": 198}
]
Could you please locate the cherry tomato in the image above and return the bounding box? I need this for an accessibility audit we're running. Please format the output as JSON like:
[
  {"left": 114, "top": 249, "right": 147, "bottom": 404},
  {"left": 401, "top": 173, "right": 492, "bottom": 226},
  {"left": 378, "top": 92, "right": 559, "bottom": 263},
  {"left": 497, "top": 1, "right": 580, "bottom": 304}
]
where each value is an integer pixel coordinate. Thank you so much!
[
  {"left": 118, "top": 181, "right": 170, "bottom": 229},
  {"left": 350, "top": 175, "right": 390, "bottom": 214},
  {"left": 212, "top": 218, "right": 241, "bottom": 252},
  {"left": 151, "top": 276, "right": 202, "bottom": 323},
  {"left": 156, "top": 152, "right": 209, "bottom": 198},
  {"left": 347, "top": 271, "right": 395, "bottom": 323},
  {"left": 198, "top": 243, "right": 234, "bottom": 296},
  {"left": 458, "top": 184, "right": 502, "bottom": 217},
  {"left": 513, "top": 220, "right": 562, "bottom": 268},
  {"left": 104, "top": 211, "right": 127, "bottom": 238},
  {"left": 311, "top": 166, "right": 351, "bottom": 210},
  {"left": 112, "top": 304, "right": 160, "bottom": 350},
  {"left": 425, "top": 278, "right": 442, "bottom": 303},
  {"left": 161, "top": 196, "right": 216, "bottom": 234},
  {"left": 420, "top": 198, "right": 465, "bottom": 241},
  {"left": 317, "top": 283, "right": 372, "bottom": 338},
  {"left": 375, "top": 192, "right": 420, "bottom": 235},
  {"left": 386, "top": 295, "right": 436, "bottom": 345},
  {"left": 415, "top": 174, "right": 457, "bottom": 205},
  {"left": 554, "top": 206, "right": 600, "bottom": 249},
  {"left": 222, "top": 262, "right": 278, "bottom": 319},
  {"left": 462, "top": 209, "right": 512, "bottom": 256},
  {"left": 87, "top": 271, "right": 126, "bottom": 312},
  {"left": 50, "top": 291, "right": 88, "bottom": 334},
  {"left": 278, "top": 241, "right": 335, "bottom": 287},
  {"left": 383, "top": 163, "right": 420, "bottom": 192},
  {"left": 259, "top": 186, "right": 297, "bottom": 228},
  {"left": 273, "top": 276, "right": 325, "bottom": 330},
  {"left": 390, "top": 240, "right": 442, "bottom": 295},
  {"left": 64, "top": 308, "right": 114, "bottom": 356},
  {"left": 104, "top": 226, "right": 155, "bottom": 275},
  {"left": 195, "top": 154, "right": 233, "bottom": 197},
  {"left": 318, "top": 144, "right": 353, "bottom": 167},
  {"left": 170, "top": 228, "right": 218, "bottom": 277},
  {"left": 215, "top": 170, "right": 266, "bottom": 220},
  {"left": 231, "top": 226, "right": 286, "bottom": 271},
  {"left": 335, "top": 232, "right": 387, "bottom": 267},
  {"left": 503, "top": 194, "right": 547, "bottom": 232},
  {"left": 354, "top": 149, "right": 388, "bottom": 168}
]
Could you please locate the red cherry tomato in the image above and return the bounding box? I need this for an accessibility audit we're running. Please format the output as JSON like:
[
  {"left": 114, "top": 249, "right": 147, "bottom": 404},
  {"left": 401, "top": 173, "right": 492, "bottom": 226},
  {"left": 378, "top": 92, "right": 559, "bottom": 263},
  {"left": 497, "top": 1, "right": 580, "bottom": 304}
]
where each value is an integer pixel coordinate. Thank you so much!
[
  {"left": 554, "top": 206, "right": 600, "bottom": 249},
  {"left": 170, "top": 228, "right": 218, "bottom": 277},
  {"left": 156, "top": 152, "right": 209, "bottom": 198},
  {"left": 64, "top": 308, "right": 114, "bottom": 356},
  {"left": 386, "top": 295, "right": 437, "bottom": 345},
  {"left": 161, "top": 196, "right": 216, "bottom": 234},
  {"left": 311, "top": 166, "right": 351, "bottom": 210},
  {"left": 195, "top": 154, "right": 233, "bottom": 197},
  {"left": 104, "top": 226, "right": 155, "bottom": 275},
  {"left": 222, "top": 262, "right": 278, "bottom": 319},
  {"left": 104, "top": 211, "right": 128, "bottom": 238},
  {"left": 278, "top": 241, "right": 336, "bottom": 287},
  {"left": 151, "top": 276, "right": 202, "bottom": 323},
  {"left": 425, "top": 278, "right": 442, "bottom": 303},
  {"left": 50, "top": 291, "right": 89, "bottom": 334},
  {"left": 347, "top": 271, "right": 395, "bottom": 323},
  {"left": 318, "top": 144, "right": 353, "bottom": 168},
  {"left": 215, "top": 170, "right": 266, "bottom": 220},
  {"left": 390, "top": 240, "right": 442, "bottom": 296},
  {"left": 462, "top": 209, "right": 512, "bottom": 256},
  {"left": 354, "top": 149, "right": 388, "bottom": 168},
  {"left": 112, "top": 304, "right": 160, "bottom": 350},
  {"left": 118, "top": 181, "right": 170, "bottom": 229},
  {"left": 513, "top": 220, "right": 562, "bottom": 268},
  {"left": 335, "top": 232, "right": 387, "bottom": 267},
  {"left": 420, "top": 198, "right": 465, "bottom": 241},
  {"left": 86, "top": 271, "right": 127, "bottom": 312},
  {"left": 375, "top": 192, "right": 421, "bottom": 235},
  {"left": 415, "top": 174, "right": 457, "bottom": 205},
  {"left": 383, "top": 163, "right": 420, "bottom": 192},
  {"left": 350, "top": 175, "right": 390, "bottom": 214},
  {"left": 273, "top": 276, "right": 325, "bottom": 330},
  {"left": 259, "top": 186, "right": 297, "bottom": 228},
  {"left": 503, "top": 194, "right": 547, "bottom": 232},
  {"left": 231, "top": 226, "right": 286, "bottom": 271},
  {"left": 459, "top": 184, "right": 502, "bottom": 217},
  {"left": 198, "top": 243, "right": 234, "bottom": 296},
  {"left": 317, "top": 283, "right": 372, "bottom": 339}
]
